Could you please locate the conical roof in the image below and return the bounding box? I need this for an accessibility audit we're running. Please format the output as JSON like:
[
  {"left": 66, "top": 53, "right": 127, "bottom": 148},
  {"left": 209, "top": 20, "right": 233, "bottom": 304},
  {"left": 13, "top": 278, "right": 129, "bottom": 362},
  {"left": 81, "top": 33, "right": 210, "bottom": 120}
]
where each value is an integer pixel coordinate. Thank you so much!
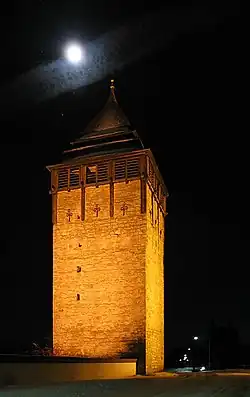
[
  {"left": 79, "top": 79, "right": 131, "bottom": 141},
  {"left": 64, "top": 80, "right": 143, "bottom": 159}
]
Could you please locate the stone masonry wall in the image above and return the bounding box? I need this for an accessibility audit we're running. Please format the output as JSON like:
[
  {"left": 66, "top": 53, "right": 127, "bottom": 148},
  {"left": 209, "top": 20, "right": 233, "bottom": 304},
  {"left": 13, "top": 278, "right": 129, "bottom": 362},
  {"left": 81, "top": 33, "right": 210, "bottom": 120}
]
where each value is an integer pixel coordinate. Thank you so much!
[
  {"left": 145, "top": 185, "right": 165, "bottom": 374},
  {"left": 53, "top": 180, "right": 147, "bottom": 362}
]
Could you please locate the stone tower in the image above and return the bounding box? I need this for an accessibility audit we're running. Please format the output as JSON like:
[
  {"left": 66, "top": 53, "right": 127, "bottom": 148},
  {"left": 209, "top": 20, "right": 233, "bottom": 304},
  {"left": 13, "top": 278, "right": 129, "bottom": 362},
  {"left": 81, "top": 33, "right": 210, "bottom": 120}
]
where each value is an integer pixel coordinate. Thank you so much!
[{"left": 47, "top": 80, "right": 168, "bottom": 374}]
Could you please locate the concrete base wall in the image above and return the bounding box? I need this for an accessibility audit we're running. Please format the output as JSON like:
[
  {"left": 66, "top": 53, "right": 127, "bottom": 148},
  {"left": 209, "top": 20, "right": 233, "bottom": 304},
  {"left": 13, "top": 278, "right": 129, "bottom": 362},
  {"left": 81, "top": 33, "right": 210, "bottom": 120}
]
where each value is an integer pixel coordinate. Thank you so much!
[{"left": 0, "top": 359, "right": 137, "bottom": 387}]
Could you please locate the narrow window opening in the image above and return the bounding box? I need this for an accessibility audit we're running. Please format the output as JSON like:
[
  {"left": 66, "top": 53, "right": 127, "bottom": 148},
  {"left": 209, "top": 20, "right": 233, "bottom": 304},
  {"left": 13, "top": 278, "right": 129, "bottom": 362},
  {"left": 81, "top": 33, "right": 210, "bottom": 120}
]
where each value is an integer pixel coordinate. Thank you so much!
[
  {"left": 58, "top": 168, "right": 69, "bottom": 190},
  {"left": 86, "top": 165, "right": 97, "bottom": 184},
  {"left": 97, "top": 162, "right": 109, "bottom": 183},
  {"left": 70, "top": 167, "right": 80, "bottom": 188}
]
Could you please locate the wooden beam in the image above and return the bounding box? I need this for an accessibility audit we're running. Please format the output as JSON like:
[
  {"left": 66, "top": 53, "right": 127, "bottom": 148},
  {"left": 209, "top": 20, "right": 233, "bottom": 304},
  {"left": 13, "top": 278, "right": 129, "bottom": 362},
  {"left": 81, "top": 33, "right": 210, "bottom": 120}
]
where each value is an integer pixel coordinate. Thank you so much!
[
  {"left": 81, "top": 166, "right": 86, "bottom": 221},
  {"left": 52, "top": 194, "right": 57, "bottom": 225},
  {"left": 140, "top": 155, "right": 146, "bottom": 214},
  {"left": 109, "top": 161, "right": 114, "bottom": 217},
  {"left": 51, "top": 170, "right": 58, "bottom": 224}
]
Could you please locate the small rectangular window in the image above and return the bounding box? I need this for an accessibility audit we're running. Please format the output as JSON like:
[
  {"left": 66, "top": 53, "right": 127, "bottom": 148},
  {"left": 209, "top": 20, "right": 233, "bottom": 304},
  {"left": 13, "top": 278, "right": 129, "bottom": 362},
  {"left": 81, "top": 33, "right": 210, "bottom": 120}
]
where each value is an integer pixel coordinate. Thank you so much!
[
  {"left": 70, "top": 167, "right": 80, "bottom": 188},
  {"left": 148, "top": 161, "right": 155, "bottom": 189},
  {"left": 159, "top": 190, "right": 166, "bottom": 212},
  {"left": 155, "top": 179, "right": 160, "bottom": 199},
  {"left": 76, "top": 293, "right": 80, "bottom": 301},
  {"left": 97, "top": 162, "right": 109, "bottom": 183},
  {"left": 58, "top": 168, "right": 69, "bottom": 190},
  {"left": 115, "top": 160, "right": 126, "bottom": 180},
  {"left": 114, "top": 157, "right": 140, "bottom": 181},
  {"left": 86, "top": 165, "right": 97, "bottom": 184},
  {"left": 127, "top": 158, "right": 140, "bottom": 179},
  {"left": 77, "top": 266, "right": 81, "bottom": 273}
]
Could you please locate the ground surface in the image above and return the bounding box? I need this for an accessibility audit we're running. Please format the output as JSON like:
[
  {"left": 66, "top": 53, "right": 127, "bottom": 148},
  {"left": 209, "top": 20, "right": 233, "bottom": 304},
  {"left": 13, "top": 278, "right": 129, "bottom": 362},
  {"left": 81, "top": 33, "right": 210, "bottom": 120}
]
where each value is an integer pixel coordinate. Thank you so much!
[{"left": 1, "top": 375, "right": 250, "bottom": 396}]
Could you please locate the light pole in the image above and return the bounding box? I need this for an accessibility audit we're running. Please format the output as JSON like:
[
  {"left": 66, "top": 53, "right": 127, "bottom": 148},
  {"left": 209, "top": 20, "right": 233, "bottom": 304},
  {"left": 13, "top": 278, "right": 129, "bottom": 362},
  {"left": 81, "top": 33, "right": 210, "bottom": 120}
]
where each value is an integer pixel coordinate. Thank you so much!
[
  {"left": 192, "top": 336, "right": 199, "bottom": 371},
  {"left": 192, "top": 336, "right": 211, "bottom": 370},
  {"left": 208, "top": 337, "right": 211, "bottom": 370}
]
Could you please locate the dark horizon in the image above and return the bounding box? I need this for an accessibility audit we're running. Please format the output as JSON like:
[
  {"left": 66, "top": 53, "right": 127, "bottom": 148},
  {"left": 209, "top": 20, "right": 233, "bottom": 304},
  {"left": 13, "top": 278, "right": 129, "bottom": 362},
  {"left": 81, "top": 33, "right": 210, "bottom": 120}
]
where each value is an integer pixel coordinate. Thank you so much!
[{"left": 0, "top": 0, "right": 245, "bottom": 357}]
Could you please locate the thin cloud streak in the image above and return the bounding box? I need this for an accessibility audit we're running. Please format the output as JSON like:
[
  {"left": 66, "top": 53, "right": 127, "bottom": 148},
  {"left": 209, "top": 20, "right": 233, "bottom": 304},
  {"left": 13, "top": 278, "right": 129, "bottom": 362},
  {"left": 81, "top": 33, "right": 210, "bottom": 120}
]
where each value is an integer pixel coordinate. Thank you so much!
[{"left": 2, "top": 5, "right": 219, "bottom": 109}]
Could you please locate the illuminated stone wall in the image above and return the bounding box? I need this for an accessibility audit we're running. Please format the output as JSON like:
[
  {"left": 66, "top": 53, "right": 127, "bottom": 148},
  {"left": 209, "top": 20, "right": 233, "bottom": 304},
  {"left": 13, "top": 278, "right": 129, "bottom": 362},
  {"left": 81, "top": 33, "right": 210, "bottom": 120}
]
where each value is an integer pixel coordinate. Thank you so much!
[
  {"left": 53, "top": 180, "right": 147, "bottom": 363},
  {"left": 145, "top": 185, "right": 165, "bottom": 374}
]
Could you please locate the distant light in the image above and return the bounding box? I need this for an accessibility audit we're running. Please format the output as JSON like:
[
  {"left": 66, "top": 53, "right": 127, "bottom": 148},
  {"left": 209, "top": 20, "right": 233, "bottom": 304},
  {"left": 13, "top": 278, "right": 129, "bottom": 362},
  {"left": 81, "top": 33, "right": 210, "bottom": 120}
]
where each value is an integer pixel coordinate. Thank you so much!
[
  {"left": 65, "top": 43, "right": 83, "bottom": 63},
  {"left": 179, "top": 359, "right": 182, "bottom": 362},
  {"left": 200, "top": 366, "right": 206, "bottom": 371},
  {"left": 188, "top": 348, "right": 191, "bottom": 350},
  {"left": 193, "top": 336, "right": 199, "bottom": 340}
]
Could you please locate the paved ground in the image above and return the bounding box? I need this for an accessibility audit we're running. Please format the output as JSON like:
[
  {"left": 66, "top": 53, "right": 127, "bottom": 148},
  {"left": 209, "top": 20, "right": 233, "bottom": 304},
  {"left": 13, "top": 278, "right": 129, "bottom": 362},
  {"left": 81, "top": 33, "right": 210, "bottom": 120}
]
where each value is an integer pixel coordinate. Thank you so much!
[{"left": 1, "top": 375, "right": 250, "bottom": 396}]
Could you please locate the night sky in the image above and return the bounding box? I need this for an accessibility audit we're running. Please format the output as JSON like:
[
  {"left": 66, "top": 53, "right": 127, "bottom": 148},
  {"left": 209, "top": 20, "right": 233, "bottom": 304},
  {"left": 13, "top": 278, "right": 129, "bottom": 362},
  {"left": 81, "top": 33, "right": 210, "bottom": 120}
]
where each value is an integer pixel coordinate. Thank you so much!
[{"left": 0, "top": 1, "right": 244, "bottom": 353}]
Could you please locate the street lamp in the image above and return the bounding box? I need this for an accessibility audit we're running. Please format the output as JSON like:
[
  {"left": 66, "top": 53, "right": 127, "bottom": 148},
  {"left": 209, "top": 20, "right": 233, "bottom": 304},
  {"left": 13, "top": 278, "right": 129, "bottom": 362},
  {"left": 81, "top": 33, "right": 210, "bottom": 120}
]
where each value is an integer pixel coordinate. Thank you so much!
[
  {"left": 192, "top": 335, "right": 211, "bottom": 370},
  {"left": 191, "top": 336, "right": 199, "bottom": 371}
]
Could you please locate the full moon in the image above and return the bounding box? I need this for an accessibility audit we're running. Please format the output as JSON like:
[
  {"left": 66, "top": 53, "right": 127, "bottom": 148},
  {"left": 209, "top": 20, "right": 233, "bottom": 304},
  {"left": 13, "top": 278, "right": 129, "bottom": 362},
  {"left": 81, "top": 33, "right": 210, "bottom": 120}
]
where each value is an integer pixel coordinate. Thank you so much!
[{"left": 65, "top": 43, "right": 83, "bottom": 63}]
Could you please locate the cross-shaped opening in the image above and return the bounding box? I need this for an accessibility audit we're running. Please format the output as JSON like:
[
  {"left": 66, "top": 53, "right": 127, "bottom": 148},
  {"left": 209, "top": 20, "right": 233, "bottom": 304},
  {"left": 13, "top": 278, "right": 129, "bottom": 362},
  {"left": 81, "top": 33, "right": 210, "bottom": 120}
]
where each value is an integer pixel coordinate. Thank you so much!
[
  {"left": 93, "top": 204, "right": 101, "bottom": 217},
  {"left": 120, "top": 203, "right": 128, "bottom": 216},
  {"left": 67, "top": 209, "right": 73, "bottom": 222}
]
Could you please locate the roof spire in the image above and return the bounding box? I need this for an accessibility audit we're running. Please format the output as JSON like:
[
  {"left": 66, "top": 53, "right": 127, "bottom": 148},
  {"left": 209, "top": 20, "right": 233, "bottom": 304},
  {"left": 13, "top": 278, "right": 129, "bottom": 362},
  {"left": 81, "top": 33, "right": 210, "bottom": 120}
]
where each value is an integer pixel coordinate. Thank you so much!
[
  {"left": 75, "top": 78, "right": 131, "bottom": 139},
  {"left": 110, "top": 78, "right": 117, "bottom": 103}
]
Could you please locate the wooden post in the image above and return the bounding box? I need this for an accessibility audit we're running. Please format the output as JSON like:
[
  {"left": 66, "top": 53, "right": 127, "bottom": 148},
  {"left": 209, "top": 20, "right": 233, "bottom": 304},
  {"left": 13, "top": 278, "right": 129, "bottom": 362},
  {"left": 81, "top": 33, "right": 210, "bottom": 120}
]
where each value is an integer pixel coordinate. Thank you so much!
[
  {"left": 151, "top": 190, "right": 154, "bottom": 224},
  {"left": 81, "top": 166, "right": 86, "bottom": 221},
  {"left": 109, "top": 160, "right": 114, "bottom": 218},
  {"left": 140, "top": 155, "right": 146, "bottom": 214},
  {"left": 51, "top": 170, "right": 58, "bottom": 224},
  {"left": 163, "top": 195, "right": 167, "bottom": 217}
]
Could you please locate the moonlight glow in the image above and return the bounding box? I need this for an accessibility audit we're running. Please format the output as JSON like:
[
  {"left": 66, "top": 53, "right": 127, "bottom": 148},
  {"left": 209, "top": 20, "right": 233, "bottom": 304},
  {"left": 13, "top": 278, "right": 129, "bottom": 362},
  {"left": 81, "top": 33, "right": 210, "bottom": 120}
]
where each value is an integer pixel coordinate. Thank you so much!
[{"left": 65, "top": 43, "right": 83, "bottom": 63}]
